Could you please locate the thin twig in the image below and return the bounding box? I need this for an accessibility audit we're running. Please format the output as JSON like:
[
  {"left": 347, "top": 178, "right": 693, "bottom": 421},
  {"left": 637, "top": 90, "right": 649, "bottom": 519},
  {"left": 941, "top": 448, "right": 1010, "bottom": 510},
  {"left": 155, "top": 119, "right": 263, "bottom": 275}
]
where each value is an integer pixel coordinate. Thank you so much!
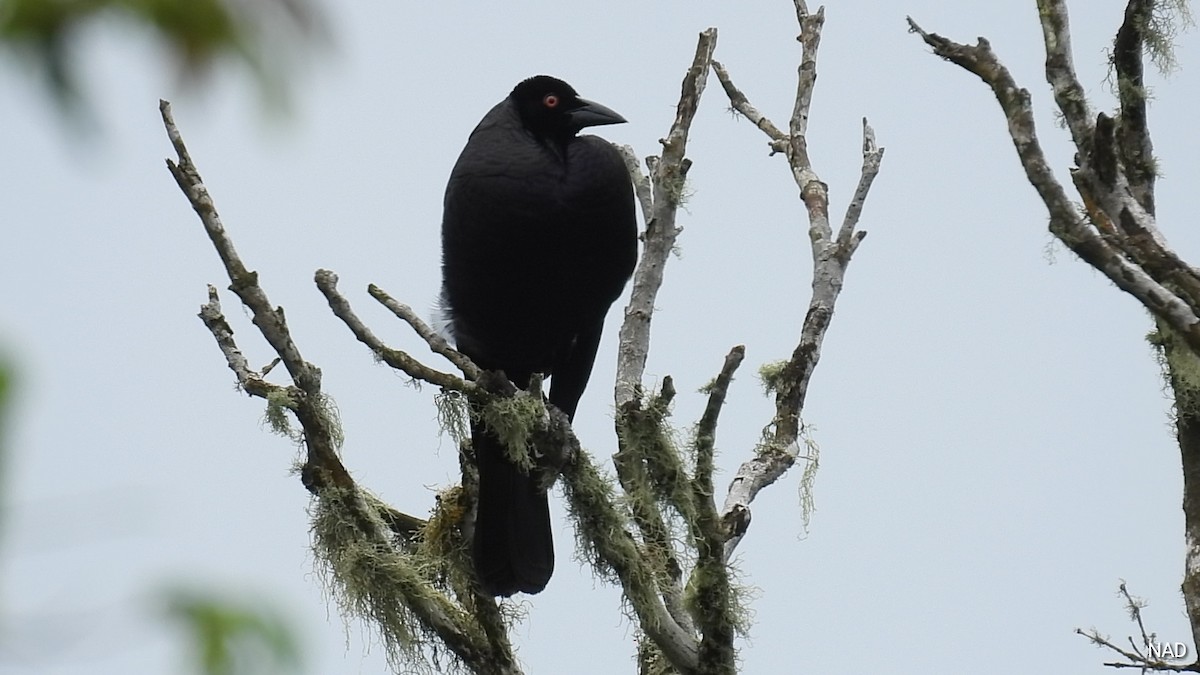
[
  {"left": 314, "top": 270, "right": 472, "bottom": 389},
  {"left": 1120, "top": 581, "right": 1153, "bottom": 651},
  {"left": 197, "top": 284, "right": 283, "bottom": 401},
  {"left": 711, "top": 60, "right": 787, "bottom": 153},
  {"left": 1077, "top": 627, "right": 1199, "bottom": 672},
  {"left": 367, "top": 283, "right": 481, "bottom": 380}
]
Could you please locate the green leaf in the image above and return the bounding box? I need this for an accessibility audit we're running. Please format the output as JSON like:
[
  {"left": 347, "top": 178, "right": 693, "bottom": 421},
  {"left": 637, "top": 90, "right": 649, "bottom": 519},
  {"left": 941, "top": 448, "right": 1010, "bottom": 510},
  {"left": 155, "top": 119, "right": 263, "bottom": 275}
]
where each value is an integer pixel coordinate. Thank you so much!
[{"left": 164, "top": 588, "right": 303, "bottom": 675}]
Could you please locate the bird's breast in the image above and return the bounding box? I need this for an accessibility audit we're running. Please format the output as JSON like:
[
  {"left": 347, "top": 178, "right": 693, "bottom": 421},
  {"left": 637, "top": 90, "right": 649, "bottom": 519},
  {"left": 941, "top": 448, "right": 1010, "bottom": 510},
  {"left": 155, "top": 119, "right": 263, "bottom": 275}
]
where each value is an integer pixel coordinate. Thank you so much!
[{"left": 441, "top": 127, "right": 637, "bottom": 370}]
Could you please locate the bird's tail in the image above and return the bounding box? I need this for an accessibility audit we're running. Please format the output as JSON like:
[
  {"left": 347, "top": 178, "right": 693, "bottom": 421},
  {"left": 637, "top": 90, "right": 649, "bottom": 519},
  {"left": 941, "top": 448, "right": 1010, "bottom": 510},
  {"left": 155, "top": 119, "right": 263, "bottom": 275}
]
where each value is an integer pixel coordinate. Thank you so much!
[{"left": 471, "top": 421, "right": 554, "bottom": 596}]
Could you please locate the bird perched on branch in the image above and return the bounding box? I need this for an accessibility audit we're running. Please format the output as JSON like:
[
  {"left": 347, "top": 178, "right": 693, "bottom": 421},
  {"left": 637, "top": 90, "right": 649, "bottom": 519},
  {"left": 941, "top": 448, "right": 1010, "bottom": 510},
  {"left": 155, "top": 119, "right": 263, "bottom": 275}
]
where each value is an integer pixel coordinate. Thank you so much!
[{"left": 440, "top": 75, "right": 637, "bottom": 596}]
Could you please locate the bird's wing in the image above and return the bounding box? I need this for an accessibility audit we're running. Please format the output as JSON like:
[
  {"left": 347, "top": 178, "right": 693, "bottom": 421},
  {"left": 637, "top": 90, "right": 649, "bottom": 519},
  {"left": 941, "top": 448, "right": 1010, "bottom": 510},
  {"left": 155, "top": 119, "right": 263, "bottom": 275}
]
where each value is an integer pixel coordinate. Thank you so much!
[{"left": 548, "top": 317, "right": 606, "bottom": 421}]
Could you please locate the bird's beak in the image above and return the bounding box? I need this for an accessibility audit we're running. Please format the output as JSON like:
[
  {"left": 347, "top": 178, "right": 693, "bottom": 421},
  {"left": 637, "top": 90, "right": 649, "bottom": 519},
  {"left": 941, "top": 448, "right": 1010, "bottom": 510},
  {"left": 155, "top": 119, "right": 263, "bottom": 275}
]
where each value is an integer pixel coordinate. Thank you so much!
[{"left": 568, "top": 98, "right": 627, "bottom": 130}]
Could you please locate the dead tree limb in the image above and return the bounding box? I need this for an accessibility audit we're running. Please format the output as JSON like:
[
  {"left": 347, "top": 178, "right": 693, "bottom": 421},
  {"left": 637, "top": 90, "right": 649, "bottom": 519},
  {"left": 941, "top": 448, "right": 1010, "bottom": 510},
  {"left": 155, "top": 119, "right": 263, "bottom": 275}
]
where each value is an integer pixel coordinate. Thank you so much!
[
  {"left": 909, "top": 0, "right": 1200, "bottom": 666},
  {"left": 609, "top": 4, "right": 883, "bottom": 671},
  {"left": 161, "top": 100, "right": 523, "bottom": 675},
  {"left": 712, "top": 0, "right": 883, "bottom": 562}
]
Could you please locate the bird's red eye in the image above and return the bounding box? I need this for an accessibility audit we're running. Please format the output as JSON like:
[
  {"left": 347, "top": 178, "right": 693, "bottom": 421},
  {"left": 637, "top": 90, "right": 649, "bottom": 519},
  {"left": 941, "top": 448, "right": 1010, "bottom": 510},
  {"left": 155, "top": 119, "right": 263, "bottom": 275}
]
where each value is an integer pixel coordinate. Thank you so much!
[{"left": 543, "top": 94, "right": 559, "bottom": 108}]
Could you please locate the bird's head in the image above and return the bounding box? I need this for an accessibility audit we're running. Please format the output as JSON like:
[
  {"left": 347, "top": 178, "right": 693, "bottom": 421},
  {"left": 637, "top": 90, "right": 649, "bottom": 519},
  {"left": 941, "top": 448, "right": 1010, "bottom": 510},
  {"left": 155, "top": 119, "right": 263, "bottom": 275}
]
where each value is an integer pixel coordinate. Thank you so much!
[{"left": 510, "top": 75, "right": 626, "bottom": 141}]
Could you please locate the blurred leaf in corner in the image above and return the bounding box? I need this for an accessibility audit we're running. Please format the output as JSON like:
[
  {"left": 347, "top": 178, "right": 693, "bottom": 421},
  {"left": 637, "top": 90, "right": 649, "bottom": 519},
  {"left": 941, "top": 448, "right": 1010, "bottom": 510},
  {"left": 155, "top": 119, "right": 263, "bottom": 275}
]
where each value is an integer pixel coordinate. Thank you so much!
[
  {"left": 0, "top": 358, "right": 11, "bottom": 541},
  {"left": 0, "top": 0, "right": 328, "bottom": 118},
  {"left": 165, "top": 588, "right": 304, "bottom": 675}
]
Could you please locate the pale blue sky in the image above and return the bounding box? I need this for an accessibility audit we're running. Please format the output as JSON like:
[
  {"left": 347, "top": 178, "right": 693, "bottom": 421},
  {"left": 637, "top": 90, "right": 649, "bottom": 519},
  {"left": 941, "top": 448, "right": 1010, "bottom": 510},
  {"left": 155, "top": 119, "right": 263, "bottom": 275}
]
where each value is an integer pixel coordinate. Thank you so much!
[{"left": 3, "top": 1, "right": 1198, "bottom": 673}]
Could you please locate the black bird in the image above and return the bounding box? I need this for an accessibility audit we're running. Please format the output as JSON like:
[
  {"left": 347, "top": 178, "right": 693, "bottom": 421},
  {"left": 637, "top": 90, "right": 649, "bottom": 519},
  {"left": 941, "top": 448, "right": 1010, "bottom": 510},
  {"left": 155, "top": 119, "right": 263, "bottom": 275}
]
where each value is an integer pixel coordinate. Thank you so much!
[{"left": 440, "top": 76, "right": 637, "bottom": 596}]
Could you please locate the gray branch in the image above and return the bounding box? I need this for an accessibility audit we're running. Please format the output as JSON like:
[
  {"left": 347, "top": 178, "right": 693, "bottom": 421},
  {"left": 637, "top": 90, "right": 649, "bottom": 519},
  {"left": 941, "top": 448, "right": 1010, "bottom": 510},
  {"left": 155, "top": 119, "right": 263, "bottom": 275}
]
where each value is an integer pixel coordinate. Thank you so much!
[
  {"left": 1036, "top": 0, "right": 1096, "bottom": 155},
  {"left": 907, "top": 16, "right": 1200, "bottom": 353},
  {"left": 367, "top": 283, "right": 481, "bottom": 380},
  {"left": 601, "top": 28, "right": 720, "bottom": 674},
  {"left": 714, "top": 2, "right": 881, "bottom": 561},
  {"left": 617, "top": 144, "right": 655, "bottom": 225},
  {"left": 197, "top": 284, "right": 284, "bottom": 402},
  {"left": 315, "top": 270, "right": 473, "bottom": 390},
  {"left": 161, "top": 100, "right": 516, "bottom": 674},
  {"left": 689, "top": 347, "right": 745, "bottom": 670},
  {"left": 614, "top": 27, "right": 717, "bottom": 410}
]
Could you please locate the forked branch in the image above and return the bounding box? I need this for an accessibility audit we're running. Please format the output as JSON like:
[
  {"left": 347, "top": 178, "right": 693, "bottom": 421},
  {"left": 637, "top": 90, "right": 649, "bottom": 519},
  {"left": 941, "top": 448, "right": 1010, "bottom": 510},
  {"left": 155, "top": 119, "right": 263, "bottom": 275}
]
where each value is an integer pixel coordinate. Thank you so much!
[
  {"left": 161, "top": 100, "right": 520, "bottom": 674},
  {"left": 713, "top": 0, "right": 882, "bottom": 561}
]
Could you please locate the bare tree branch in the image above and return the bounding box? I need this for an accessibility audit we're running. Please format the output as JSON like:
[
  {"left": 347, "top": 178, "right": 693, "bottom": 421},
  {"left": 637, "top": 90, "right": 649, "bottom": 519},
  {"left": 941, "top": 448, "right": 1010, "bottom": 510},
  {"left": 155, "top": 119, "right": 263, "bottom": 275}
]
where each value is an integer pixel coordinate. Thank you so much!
[
  {"left": 600, "top": 27, "right": 721, "bottom": 673},
  {"left": 693, "top": 347, "right": 746, "bottom": 527},
  {"left": 787, "top": 4, "right": 823, "bottom": 177},
  {"left": 1036, "top": 0, "right": 1096, "bottom": 155},
  {"left": 909, "top": 1, "right": 1200, "bottom": 664},
  {"left": 1113, "top": 0, "right": 1156, "bottom": 211},
  {"left": 614, "top": 27, "right": 717, "bottom": 409},
  {"left": 367, "top": 283, "right": 482, "bottom": 380},
  {"left": 714, "top": 2, "right": 881, "bottom": 561},
  {"left": 690, "top": 347, "right": 745, "bottom": 671},
  {"left": 315, "top": 270, "right": 472, "bottom": 390},
  {"left": 840, "top": 118, "right": 882, "bottom": 248},
  {"left": 906, "top": 16, "right": 1200, "bottom": 354},
  {"left": 197, "top": 284, "right": 282, "bottom": 401},
  {"left": 161, "top": 100, "right": 519, "bottom": 674},
  {"left": 1074, "top": 581, "right": 1199, "bottom": 671},
  {"left": 711, "top": 61, "right": 787, "bottom": 154},
  {"left": 617, "top": 143, "right": 655, "bottom": 225},
  {"left": 163, "top": 99, "right": 350, "bottom": 496}
]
